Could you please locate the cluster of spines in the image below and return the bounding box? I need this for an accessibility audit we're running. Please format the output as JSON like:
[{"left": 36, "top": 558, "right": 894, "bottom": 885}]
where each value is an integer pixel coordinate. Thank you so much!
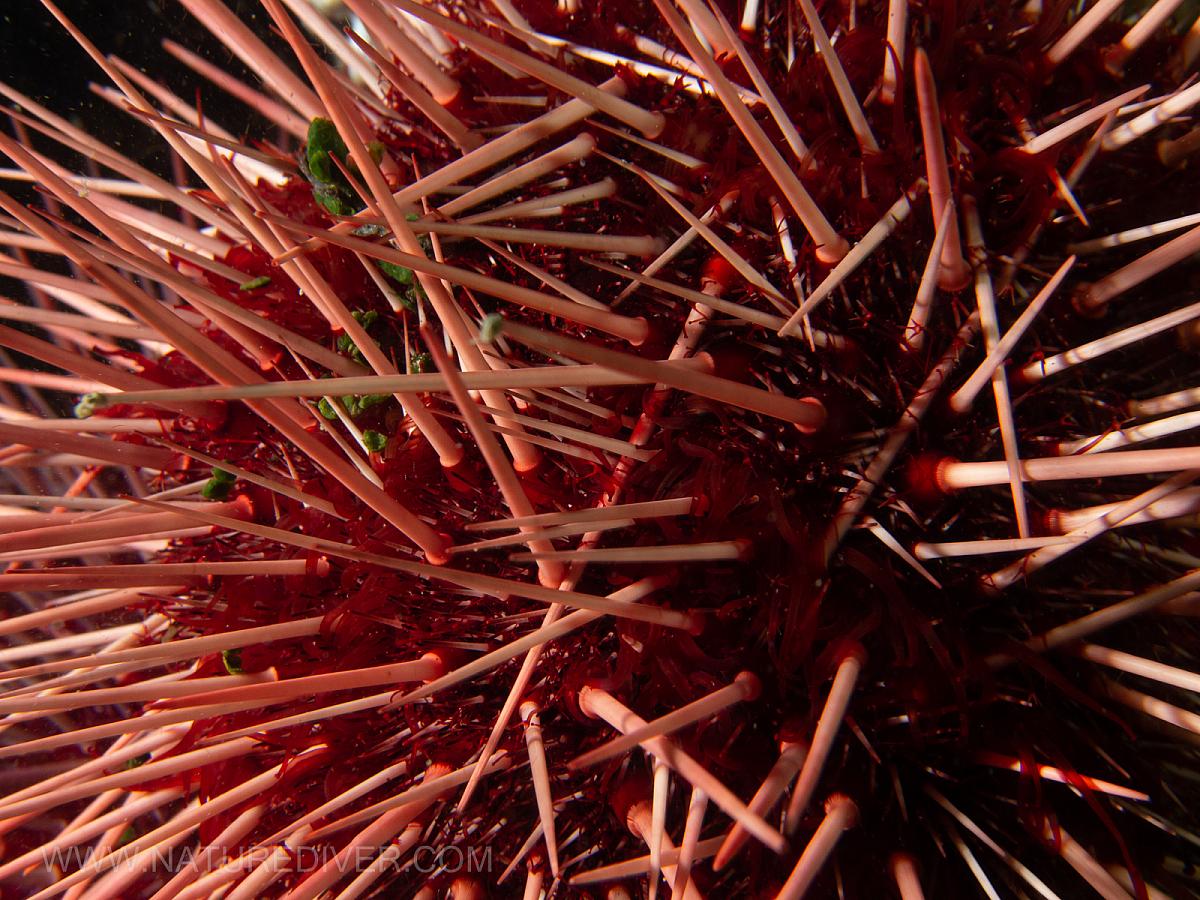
[{"left": 0, "top": 0, "right": 1199, "bottom": 897}]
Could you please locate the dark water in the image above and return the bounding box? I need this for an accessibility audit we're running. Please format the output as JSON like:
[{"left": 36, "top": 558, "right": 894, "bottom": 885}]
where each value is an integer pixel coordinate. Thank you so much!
[{"left": 1, "top": 1, "right": 293, "bottom": 166}]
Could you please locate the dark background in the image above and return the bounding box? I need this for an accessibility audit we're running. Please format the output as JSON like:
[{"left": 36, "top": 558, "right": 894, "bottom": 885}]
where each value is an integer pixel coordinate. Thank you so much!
[{"left": 0, "top": 0, "right": 299, "bottom": 168}]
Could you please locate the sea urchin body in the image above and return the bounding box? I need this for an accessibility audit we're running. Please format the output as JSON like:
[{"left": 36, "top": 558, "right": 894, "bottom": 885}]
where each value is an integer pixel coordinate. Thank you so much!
[{"left": 2, "top": 0, "right": 1200, "bottom": 897}]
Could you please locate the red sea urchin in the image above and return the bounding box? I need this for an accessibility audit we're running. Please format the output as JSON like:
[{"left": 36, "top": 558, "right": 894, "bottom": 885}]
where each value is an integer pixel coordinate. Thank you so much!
[{"left": 2, "top": 0, "right": 1200, "bottom": 896}]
